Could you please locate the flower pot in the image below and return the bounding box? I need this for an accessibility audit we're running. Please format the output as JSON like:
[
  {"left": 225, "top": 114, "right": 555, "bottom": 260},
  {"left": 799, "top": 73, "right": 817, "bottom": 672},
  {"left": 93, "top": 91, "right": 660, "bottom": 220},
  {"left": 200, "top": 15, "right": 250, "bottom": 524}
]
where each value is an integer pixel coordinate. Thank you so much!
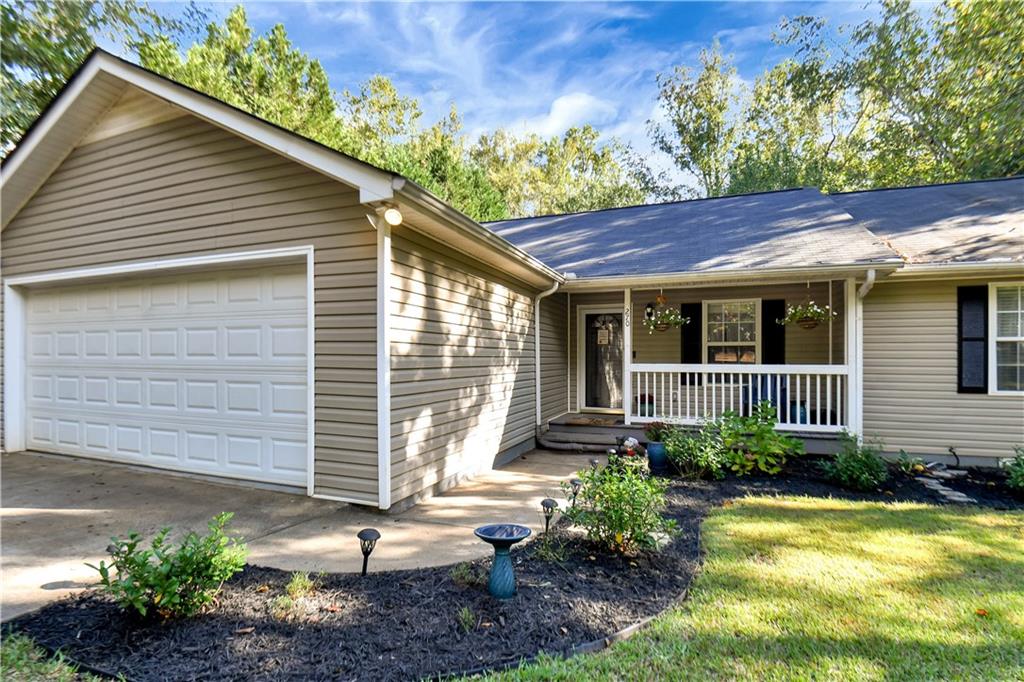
[
  {"left": 796, "top": 317, "right": 819, "bottom": 330},
  {"left": 646, "top": 441, "right": 669, "bottom": 475},
  {"left": 653, "top": 322, "right": 669, "bottom": 332}
]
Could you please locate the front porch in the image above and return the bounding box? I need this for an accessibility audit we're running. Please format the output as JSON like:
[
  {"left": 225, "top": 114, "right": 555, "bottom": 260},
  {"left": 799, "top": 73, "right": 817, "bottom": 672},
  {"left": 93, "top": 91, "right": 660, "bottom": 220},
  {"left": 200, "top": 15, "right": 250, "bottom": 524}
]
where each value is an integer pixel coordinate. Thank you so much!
[{"left": 550, "top": 277, "right": 864, "bottom": 441}]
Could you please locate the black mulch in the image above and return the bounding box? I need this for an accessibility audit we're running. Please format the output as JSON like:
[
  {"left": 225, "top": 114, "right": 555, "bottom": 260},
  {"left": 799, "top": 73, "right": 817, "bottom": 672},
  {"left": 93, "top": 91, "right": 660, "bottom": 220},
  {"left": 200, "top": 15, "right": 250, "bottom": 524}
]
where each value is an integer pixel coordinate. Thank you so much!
[{"left": 8, "top": 459, "right": 1022, "bottom": 681}]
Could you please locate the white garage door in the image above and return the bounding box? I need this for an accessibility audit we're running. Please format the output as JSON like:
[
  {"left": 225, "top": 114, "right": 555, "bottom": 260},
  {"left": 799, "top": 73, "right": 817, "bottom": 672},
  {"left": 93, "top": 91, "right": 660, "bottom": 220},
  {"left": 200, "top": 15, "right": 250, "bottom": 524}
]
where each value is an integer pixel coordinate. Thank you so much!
[{"left": 24, "top": 264, "right": 309, "bottom": 486}]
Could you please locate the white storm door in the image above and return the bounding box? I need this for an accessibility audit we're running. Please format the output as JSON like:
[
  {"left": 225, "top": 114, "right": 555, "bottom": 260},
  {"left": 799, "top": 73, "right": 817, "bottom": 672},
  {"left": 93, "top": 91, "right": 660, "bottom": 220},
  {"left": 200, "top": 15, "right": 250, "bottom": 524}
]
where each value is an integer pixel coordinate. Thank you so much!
[{"left": 23, "top": 264, "right": 308, "bottom": 486}]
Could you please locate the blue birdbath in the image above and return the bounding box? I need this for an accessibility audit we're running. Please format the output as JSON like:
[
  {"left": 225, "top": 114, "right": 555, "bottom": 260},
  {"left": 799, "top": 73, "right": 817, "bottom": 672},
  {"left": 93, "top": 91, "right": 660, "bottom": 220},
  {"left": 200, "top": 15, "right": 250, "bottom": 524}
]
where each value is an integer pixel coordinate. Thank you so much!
[{"left": 474, "top": 523, "right": 531, "bottom": 599}]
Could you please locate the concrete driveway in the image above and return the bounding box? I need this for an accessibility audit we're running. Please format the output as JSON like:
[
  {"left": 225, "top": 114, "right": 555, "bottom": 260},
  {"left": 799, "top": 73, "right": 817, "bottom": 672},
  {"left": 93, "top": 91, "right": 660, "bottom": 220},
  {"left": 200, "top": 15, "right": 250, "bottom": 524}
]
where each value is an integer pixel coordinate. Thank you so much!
[{"left": 1, "top": 450, "right": 590, "bottom": 621}]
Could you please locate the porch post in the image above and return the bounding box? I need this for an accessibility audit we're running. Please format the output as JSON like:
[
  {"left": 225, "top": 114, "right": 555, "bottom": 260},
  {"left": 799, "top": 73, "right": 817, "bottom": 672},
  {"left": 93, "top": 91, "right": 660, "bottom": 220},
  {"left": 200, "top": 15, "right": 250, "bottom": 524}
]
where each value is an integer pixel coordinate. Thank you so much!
[
  {"left": 845, "top": 278, "right": 863, "bottom": 436},
  {"left": 623, "top": 288, "right": 632, "bottom": 425}
]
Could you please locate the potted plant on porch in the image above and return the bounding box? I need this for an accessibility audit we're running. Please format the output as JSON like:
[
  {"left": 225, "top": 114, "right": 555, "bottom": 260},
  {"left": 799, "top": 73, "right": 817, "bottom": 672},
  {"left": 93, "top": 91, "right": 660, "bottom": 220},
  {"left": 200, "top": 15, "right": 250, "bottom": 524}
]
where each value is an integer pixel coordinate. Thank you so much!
[
  {"left": 643, "top": 422, "right": 673, "bottom": 475},
  {"left": 777, "top": 300, "right": 836, "bottom": 330},
  {"left": 642, "top": 293, "right": 690, "bottom": 334}
]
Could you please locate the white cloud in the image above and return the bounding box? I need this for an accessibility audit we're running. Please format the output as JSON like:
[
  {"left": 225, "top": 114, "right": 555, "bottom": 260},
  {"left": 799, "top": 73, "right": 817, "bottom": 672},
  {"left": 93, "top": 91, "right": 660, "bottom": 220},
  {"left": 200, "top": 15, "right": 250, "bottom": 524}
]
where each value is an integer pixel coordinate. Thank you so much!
[{"left": 517, "top": 92, "right": 618, "bottom": 137}]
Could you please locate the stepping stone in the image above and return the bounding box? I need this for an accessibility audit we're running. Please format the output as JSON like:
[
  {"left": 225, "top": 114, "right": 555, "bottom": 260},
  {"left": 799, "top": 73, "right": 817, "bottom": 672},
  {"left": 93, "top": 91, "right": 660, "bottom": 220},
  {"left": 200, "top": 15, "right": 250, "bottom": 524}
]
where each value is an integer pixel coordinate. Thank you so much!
[
  {"left": 944, "top": 469, "right": 968, "bottom": 478},
  {"left": 930, "top": 470, "right": 954, "bottom": 480}
]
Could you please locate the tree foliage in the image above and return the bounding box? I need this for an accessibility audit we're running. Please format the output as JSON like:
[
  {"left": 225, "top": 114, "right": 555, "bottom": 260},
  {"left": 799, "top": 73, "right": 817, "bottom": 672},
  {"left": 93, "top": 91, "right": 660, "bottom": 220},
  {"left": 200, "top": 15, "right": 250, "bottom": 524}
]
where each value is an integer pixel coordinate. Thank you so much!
[
  {"left": 0, "top": 0, "right": 195, "bottom": 150},
  {"left": 653, "top": 0, "right": 1024, "bottom": 197}
]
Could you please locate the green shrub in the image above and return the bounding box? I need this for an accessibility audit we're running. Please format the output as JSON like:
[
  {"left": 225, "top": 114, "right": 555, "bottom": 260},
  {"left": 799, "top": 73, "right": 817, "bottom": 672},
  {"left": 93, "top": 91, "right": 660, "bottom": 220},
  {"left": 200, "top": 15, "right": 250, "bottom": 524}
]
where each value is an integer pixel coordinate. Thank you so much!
[
  {"left": 89, "top": 512, "right": 247, "bottom": 619},
  {"left": 821, "top": 433, "right": 889, "bottom": 491},
  {"left": 1003, "top": 446, "right": 1024, "bottom": 492},
  {"left": 664, "top": 425, "right": 726, "bottom": 480},
  {"left": 716, "top": 402, "right": 804, "bottom": 475},
  {"left": 561, "top": 455, "right": 676, "bottom": 553}
]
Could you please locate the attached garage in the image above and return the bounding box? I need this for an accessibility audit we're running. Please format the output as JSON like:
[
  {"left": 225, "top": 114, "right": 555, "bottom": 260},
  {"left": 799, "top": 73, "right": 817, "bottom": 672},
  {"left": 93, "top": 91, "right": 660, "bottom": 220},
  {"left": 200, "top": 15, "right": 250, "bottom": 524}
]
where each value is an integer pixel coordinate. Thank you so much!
[
  {"left": 20, "top": 263, "right": 310, "bottom": 486},
  {"left": 1, "top": 50, "right": 562, "bottom": 510}
]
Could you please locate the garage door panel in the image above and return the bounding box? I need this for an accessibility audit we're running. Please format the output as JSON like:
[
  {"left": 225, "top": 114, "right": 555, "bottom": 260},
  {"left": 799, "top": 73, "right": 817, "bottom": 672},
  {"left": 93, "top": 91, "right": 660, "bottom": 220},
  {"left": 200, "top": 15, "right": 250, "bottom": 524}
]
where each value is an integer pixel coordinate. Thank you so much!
[{"left": 24, "top": 264, "right": 308, "bottom": 485}]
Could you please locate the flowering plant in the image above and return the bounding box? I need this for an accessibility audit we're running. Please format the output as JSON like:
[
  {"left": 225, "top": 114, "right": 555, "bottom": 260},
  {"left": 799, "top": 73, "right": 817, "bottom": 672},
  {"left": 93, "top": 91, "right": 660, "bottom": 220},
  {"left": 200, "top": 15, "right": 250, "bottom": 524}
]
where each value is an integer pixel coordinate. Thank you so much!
[
  {"left": 777, "top": 301, "right": 836, "bottom": 328},
  {"left": 642, "top": 307, "right": 690, "bottom": 334}
]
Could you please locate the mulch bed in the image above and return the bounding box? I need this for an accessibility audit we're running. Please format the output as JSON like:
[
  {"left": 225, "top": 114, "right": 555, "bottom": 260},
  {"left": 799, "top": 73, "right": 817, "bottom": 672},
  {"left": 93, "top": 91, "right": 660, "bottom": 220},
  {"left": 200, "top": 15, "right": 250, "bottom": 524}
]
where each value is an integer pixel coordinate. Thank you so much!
[{"left": 9, "top": 460, "right": 1022, "bottom": 680}]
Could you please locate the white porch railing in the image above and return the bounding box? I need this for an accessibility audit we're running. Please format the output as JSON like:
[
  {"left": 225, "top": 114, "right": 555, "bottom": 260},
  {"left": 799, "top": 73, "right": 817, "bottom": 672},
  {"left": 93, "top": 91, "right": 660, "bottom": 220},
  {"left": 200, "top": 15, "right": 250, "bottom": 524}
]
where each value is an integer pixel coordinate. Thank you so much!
[{"left": 629, "top": 363, "right": 849, "bottom": 433}]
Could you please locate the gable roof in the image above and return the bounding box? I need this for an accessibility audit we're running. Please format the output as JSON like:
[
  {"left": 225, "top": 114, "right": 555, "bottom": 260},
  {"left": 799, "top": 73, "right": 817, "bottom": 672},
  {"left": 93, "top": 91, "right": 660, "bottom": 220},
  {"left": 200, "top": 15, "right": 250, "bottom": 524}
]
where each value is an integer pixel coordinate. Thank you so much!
[
  {"left": 485, "top": 187, "right": 902, "bottom": 280},
  {"left": 829, "top": 177, "right": 1024, "bottom": 265},
  {"left": 0, "top": 50, "right": 563, "bottom": 288}
]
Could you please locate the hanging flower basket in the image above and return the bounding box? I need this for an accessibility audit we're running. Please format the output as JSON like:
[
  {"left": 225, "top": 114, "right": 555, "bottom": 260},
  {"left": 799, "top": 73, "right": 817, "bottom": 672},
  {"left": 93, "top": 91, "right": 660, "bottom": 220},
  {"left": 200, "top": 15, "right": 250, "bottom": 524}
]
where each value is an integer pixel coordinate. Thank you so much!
[
  {"left": 796, "top": 316, "right": 820, "bottom": 330},
  {"left": 642, "top": 307, "right": 690, "bottom": 334},
  {"left": 778, "top": 301, "right": 836, "bottom": 329}
]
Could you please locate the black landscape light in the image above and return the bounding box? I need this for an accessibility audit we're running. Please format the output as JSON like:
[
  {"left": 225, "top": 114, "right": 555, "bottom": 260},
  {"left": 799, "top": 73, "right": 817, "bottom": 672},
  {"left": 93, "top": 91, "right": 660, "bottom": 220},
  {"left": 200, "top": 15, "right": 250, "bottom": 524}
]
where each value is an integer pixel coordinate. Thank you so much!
[
  {"left": 569, "top": 478, "right": 582, "bottom": 508},
  {"left": 541, "top": 498, "right": 557, "bottom": 534},
  {"left": 591, "top": 457, "right": 602, "bottom": 470},
  {"left": 357, "top": 528, "right": 380, "bottom": 576}
]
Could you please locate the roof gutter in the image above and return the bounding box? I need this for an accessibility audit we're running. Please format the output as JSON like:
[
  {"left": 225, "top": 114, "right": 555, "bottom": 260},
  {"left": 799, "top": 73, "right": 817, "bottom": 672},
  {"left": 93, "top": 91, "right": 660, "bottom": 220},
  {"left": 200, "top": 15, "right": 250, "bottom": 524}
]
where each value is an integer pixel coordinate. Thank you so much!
[
  {"left": 391, "top": 178, "right": 565, "bottom": 285},
  {"left": 890, "top": 261, "right": 1024, "bottom": 280},
  {"left": 561, "top": 262, "right": 902, "bottom": 291},
  {"left": 534, "top": 281, "right": 560, "bottom": 428}
]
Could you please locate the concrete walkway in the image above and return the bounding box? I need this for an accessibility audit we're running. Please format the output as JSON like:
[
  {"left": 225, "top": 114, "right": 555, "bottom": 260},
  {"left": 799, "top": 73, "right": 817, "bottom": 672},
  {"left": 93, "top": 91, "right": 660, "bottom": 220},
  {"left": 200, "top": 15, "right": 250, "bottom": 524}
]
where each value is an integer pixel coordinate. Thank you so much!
[{"left": 1, "top": 450, "right": 594, "bottom": 621}]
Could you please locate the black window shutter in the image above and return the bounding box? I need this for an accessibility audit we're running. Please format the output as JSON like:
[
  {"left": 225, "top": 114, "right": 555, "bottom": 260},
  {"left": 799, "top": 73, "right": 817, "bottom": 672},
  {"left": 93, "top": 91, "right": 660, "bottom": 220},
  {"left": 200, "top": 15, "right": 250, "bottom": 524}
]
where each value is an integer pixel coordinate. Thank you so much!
[
  {"left": 681, "top": 303, "right": 702, "bottom": 363},
  {"left": 762, "top": 299, "right": 786, "bottom": 365},
  {"left": 957, "top": 286, "right": 988, "bottom": 393}
]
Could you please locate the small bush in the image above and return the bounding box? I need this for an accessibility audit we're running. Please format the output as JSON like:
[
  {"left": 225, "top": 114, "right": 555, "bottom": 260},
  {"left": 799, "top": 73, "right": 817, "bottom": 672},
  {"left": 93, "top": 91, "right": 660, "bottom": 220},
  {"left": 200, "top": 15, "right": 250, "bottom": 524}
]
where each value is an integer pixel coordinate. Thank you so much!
[
  {"left": 821, "top": 433, "right": 889, "bottom": 491},
  {"left": 1003, "top": 446, "right": 1024, "bottom": 492},
  {"left": 664, "top": 425, "right": 726, "bottom": 480},
  {"left": 89, "top": 512, "right": 247, "bottom": 619},
  {"left": 561, "top": 455, "right": 676, "bottom": 553},
  {"left": 717, "top": 402, "right": 804, "bottom": 475}
]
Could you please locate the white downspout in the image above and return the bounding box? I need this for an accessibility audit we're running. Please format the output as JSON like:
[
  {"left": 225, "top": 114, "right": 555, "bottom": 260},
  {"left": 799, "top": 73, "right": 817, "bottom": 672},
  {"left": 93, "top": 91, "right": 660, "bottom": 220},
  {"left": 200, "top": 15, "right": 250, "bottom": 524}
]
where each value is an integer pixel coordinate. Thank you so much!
[
  {"left": 857, "top": 268, "right": 876, "bottom": 299},
  {"left": 535, "top": 281, "right": 561, "bottom": 428}
]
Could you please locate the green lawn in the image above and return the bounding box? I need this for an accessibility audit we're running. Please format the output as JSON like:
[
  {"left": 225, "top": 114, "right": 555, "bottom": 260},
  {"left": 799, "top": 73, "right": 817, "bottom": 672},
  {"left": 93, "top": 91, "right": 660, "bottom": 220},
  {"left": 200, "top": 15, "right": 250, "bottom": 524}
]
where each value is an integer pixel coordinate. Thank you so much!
[
  {"left": 490, "top": 497, "right": 1024, "bottom": 681},
  {"left": 4, "top": 497, "right": 1022, "bottom": 681},
  {"left": 0, "top": 631, "right": 100, "bottom": 681}
]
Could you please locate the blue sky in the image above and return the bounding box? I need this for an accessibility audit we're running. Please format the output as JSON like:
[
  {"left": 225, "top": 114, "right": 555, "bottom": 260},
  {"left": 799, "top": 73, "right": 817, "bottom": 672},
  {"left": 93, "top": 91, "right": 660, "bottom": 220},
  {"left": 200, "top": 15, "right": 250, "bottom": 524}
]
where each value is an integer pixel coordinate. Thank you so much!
[{"left": 154, "top": 2, "right": 888, "bottom": 176}]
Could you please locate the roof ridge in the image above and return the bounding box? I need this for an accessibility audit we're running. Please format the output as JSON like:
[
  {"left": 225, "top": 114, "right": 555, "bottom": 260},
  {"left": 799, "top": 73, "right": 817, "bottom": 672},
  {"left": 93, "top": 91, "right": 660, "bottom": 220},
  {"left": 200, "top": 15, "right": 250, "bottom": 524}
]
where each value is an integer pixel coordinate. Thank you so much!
[
  {"left": 831, "top": 175, "right": 1024, "bottom": 196},
  {"left": 483, "top": 186, "right": 811, "bottom": 225}
]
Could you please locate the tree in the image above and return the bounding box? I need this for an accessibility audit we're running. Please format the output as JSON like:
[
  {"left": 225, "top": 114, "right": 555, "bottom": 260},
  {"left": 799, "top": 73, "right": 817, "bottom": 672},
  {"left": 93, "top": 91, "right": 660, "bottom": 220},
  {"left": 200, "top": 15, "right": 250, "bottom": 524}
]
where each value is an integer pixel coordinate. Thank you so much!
[
  {"left": 139, "top": 6, "right": 508, "bottom": 220},
  {"left": 472, "top": 125, "right": 653, "bottom": 218},
  {"left": 139, "top": 7, "right": 349, "bottom": 151},
  {"left": 779, "top": 0, "right": 1024, "bottom": 186},
  {"left": 648, "top": 42, "right": 738, "bottom": 198},
  {"left": 1, "top": 0, "right": 193, "bottom": 152}
]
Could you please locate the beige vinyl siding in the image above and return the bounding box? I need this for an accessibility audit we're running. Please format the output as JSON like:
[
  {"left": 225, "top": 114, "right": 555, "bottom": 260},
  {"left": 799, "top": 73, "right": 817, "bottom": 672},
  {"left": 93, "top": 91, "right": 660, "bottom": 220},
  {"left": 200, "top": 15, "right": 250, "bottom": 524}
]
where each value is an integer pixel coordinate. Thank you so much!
[
  {"left": 863, "top": 277, "right": 1024, "bottom": 463},
  {"left": 389, "top": 226, "right": 539, "bottom": 506},
  {"left": 1, "top": 106, "right": 379, "bottom": 503},
  {"left": 568, "top": 282, "right": 847, "bottom": 412},
  {"left": 539, "top": 292, "right": 569, "bottom": 422}
]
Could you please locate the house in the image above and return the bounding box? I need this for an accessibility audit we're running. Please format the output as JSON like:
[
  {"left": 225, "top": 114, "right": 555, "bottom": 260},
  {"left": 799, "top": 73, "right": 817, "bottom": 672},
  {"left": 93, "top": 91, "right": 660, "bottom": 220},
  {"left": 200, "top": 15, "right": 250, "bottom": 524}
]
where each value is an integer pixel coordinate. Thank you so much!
[{"left": 1, "top": 51, "right": 1021, "bottom": 511}]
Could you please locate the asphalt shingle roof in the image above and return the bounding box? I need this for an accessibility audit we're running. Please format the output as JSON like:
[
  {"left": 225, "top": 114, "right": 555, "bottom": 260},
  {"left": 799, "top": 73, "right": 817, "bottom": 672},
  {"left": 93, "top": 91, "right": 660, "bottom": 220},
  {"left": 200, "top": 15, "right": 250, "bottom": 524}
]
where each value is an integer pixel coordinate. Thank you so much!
[
  {"left": 829, "top": 177, "right": 1024, "bottom": 265},
  {"left": 484, "top": 178, "right": 1024, "bottom": 278},
  {"left": 486, "top": 187, "right": 899, "bottom": 278}
]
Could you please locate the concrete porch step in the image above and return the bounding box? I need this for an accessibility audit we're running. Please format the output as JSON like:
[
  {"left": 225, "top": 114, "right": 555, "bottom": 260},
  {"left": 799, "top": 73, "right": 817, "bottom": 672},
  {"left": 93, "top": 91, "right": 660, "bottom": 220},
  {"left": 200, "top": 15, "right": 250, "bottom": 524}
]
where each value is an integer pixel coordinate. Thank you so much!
[{"left": 543, "top": 429, "right": 621, "bottom": 446}]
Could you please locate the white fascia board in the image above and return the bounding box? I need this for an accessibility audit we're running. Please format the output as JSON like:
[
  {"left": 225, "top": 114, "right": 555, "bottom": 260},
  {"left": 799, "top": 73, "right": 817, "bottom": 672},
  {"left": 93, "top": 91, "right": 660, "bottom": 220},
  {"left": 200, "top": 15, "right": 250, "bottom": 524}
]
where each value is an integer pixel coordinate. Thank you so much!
[
  {"left": 890, "top": 261, "right": 1024, "bottom": 280},
  {"left": 562, "top": 263, "right": 903, "bottom": 291}
]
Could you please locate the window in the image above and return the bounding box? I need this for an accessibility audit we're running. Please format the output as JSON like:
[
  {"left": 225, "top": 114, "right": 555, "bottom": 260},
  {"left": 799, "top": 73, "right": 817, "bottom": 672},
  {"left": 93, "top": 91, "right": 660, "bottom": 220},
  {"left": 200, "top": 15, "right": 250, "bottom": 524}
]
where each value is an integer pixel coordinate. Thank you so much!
[
  {"left": 992, "top": 283, "right": 1024, "bottom": 393},
  {"left": 704, "top": 299, "right": 759, "bottom": 364}
]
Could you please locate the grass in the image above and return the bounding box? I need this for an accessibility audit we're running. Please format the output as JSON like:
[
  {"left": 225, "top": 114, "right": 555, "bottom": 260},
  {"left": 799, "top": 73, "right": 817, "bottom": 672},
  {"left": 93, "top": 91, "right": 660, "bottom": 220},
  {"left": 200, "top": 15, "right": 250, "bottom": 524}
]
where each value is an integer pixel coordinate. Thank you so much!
[
  {"left": 0, "top": 631, "right": 100, "bottom": 681},
  {"left": 486, "top": 497, "right": 1024, "bottom": 681}
]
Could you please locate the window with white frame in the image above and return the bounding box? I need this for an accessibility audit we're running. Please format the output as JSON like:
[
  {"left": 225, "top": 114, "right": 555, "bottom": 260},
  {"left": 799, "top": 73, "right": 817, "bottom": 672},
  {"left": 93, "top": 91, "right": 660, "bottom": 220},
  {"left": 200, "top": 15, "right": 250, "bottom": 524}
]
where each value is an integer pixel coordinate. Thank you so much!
[
  {"left": 704, "top": 299, "right": 759, "bottom": 364},
  {"left": 993, "top": 283, "right": 1024, "bottom": 392}
]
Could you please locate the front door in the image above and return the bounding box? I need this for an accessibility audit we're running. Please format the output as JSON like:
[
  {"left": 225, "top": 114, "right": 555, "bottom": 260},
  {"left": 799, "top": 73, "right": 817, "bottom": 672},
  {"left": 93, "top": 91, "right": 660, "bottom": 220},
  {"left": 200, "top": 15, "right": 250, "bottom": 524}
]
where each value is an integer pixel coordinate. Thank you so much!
[{"left": 582, "top": 310, "right": 623, "bottom": 410}]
